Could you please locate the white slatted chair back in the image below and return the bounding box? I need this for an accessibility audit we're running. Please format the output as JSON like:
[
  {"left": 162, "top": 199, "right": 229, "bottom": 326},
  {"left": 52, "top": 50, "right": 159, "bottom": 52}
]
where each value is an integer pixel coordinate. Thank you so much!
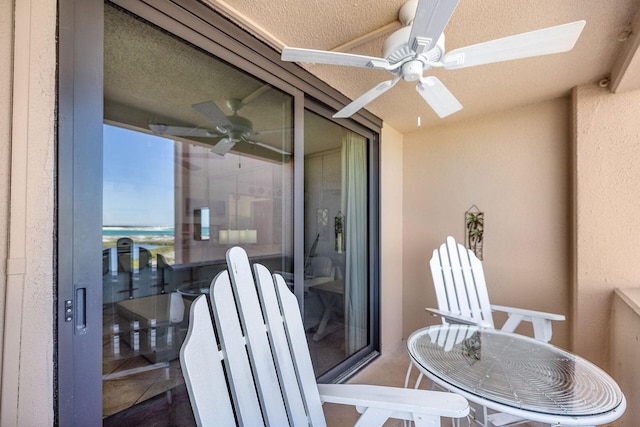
[
  {"left": 430, "top": 236, "right": 494, "bottom": 328},
  {"left": 180, "top": 247, "right": 326, "bottom": 427}
]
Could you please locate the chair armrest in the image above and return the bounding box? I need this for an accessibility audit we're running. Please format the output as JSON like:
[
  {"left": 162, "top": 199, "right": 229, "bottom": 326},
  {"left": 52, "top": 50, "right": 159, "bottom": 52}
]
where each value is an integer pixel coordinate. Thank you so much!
[
  {"left": 491, "top": 304, "right": 565, "bottom": 343},
  {"left": 318, "top": 383, "right": 469, "bottom": 420},
  {"left": 426, "top": 308, "right": 492, "bottom": 328},
  {"left": 490, "top": 304, "right": 565, "bottom": 321}
]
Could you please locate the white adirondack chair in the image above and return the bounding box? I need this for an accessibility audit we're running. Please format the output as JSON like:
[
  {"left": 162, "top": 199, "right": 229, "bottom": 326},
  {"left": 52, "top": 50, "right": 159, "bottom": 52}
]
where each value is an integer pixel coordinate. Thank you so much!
[
  {"left": 428, "top": 236, "right": 565, "bottom": 342},
  {"left": 406, "top": 236, "right": 565, "bottom": 427},
  {"left": 180, "top": 246, "right": 469, "bottom": 427}
]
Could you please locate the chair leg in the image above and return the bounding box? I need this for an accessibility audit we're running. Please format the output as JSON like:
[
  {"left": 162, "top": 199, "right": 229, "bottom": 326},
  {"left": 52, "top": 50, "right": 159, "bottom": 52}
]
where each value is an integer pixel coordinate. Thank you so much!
[
  {"left": 404, "top": 362, "right": 413, "bottom": 388},
  {"left": 468, "top": 402, "right": 488, "bottom": 427},
  {"left": 405, "top": 363, "right": 460, "bottom": 427},
  {"left": 404, "top": 362, "right": 425, "bottom": 390}
]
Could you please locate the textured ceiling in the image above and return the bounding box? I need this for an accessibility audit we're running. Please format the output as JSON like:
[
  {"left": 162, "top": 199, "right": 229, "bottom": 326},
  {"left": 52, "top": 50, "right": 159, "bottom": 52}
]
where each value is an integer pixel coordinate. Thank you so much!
[{"left": 206, "top": 0, "right": 640, "bottom": 133}]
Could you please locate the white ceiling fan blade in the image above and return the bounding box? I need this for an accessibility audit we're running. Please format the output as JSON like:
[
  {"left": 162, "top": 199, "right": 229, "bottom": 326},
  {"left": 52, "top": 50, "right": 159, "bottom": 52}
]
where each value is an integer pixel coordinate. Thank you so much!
[
  {"left": 416, "top": 76, "right": 462, "bottom": 118},
  {"left": 149, "top": 124, "right": 220, "bottom": 137},
  {"left": 242, "top": 135, "right": 291, "bottom": 155},
  {"left": 333, "top": 77, "right": 400, "bottom": 119},
  {"left": 409, "top": 0, "right": 460, "bottom": 54},
  {"left": 282, "top": 47, "right": 390, "bottom": 69},
  {"left": 210, "top": 138, "right": 236, "bottom": 156},
  {"left": 192, "top": 101, "right": 232, "bottom": 127},
  {"left": 443, "top": 20, "right": 586, "bottom": 70},
  {"left": 251, "top": 141, "right": 291, "bottom": 156},
  {"left": 255, "top": 127, "right": 293, "bottom": 135}
]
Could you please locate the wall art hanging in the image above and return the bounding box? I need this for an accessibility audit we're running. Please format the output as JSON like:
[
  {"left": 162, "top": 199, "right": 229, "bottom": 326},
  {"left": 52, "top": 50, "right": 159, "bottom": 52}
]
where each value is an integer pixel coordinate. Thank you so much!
[{"left": 465, "top": 205, "right": 484, "bottom": 260}]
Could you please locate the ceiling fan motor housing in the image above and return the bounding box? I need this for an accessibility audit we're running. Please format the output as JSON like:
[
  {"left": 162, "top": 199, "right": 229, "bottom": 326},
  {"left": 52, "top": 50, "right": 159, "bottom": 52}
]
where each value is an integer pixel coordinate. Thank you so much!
[
  {"left": 382, "top": 26, "right": 445, "bottom": 65},
  {"left": 226, "top": 113, "right": 253, "bottom": 133}
]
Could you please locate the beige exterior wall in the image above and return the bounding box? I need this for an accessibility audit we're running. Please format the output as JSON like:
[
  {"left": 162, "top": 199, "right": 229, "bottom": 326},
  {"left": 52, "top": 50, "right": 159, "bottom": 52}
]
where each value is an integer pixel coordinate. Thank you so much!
[
  {"left": 402, "top": 99, "right": 572, "bottom": 350},
  {"left": 380, "top": 124, "right": 404, "bottom": 352},
  {"left": 573, "top": 83, "right": 640, "bottom": 369},
  {"left": 0, "top": 0, "right": 56, "bottom": 425}
]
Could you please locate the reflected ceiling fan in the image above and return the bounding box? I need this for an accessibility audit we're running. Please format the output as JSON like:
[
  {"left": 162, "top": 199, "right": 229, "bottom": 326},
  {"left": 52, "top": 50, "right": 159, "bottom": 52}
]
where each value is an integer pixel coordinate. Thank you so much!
[
  {"left": 149, "top": 98, "right": 291, "bottom": 156},
  {"left": 281, "top": 0, "right": 585, "bottom": 119}
]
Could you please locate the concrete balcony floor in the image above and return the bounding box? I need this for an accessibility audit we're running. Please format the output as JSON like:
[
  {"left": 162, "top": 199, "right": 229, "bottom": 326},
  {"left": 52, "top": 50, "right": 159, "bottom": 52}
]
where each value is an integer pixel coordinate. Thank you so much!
[{"left": 325, "top": 341, "right": 541, "bottom": 427}]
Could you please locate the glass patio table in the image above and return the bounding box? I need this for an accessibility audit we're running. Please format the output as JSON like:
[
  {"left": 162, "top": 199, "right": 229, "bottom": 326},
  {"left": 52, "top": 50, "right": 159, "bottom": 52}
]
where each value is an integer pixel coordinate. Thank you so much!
[{"left": 407, "top": 324, "right": 626, "bottom": 426}]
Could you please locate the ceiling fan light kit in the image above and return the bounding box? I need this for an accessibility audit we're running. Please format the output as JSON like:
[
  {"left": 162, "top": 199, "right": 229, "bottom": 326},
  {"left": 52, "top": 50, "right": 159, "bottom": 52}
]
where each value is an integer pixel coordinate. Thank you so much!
[{"left": 281, "top": 0, "right": 586, "bottom": 121}]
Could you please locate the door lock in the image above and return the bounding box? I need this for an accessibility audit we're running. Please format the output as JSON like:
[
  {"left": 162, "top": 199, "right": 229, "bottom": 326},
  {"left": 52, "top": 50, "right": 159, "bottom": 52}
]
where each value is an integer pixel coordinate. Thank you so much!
[{"left": 64, "top": 300, "right": 73, "bottom": 322}]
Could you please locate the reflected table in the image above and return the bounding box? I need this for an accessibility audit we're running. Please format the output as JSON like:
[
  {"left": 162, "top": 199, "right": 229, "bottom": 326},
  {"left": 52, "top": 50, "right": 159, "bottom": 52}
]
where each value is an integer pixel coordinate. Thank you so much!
[
  {"left": 308, "top": 279, "right": 344, "bottom": 342},
  {"left": 407, "top": 325, "right": 626, "bottom": 426},
  {"left": 177, "top": 281, "right": 210, "bottom": 297}
]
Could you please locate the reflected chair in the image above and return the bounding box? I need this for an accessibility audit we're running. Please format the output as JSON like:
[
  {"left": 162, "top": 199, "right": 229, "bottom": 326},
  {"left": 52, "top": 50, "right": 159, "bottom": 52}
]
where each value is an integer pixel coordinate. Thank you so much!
[
  {"left": 139, "top": 247, "right": 151, "bottom": 271},
  {"left": 103, "top": 248, "right": 110, "bottom": 276},
  {"left": 116, "top": 237, "right": 133, "bottom": 272},
  {"left": 116, "top": 237, "right": 136, "bottom": 298},
  {"left": 180, "top": 247, "right": 469, "bottom": 426},
  {"left": 154, "top": 253, "right": 173, "bottom": 294},
  {"left": 135, "top": 246, "right": 154, "bottom": 296}
]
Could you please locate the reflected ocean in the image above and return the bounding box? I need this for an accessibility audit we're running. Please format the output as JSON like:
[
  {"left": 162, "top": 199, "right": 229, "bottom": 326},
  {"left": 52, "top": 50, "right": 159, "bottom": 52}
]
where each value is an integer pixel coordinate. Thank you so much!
[{"left": 102, "top": 226, "right": 176, "bottom": 246}]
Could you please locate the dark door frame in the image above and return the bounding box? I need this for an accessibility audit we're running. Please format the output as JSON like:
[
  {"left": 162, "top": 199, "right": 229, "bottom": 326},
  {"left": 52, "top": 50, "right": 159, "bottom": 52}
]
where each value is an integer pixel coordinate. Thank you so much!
[{"left": 57, "top": 0, "right": 104, "bottom": 425}]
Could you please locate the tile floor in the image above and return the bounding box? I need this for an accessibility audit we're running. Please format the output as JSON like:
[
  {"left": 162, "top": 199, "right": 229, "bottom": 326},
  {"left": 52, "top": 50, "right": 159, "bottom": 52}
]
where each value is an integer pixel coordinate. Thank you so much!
[{"left": 324, "top": 341, "right": 543, "bottom": 427}]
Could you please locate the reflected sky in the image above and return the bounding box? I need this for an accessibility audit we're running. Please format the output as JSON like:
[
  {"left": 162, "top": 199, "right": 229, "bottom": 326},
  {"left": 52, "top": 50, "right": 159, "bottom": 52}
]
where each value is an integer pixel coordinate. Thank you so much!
[{"left": 103, "top": 124, "right": 175, "bottom": 226}]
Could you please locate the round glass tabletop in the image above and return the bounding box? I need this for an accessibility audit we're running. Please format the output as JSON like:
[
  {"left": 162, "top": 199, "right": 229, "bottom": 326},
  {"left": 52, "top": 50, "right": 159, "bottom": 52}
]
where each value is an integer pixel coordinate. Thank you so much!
[{"left": 407, "top": 325, "right": 623, "bottom": 417}]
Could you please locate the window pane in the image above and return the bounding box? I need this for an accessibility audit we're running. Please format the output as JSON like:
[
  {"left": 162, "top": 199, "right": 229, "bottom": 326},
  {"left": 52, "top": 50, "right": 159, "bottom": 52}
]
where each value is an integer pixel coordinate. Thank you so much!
[
  {"left": 102, "top": 4, "right": 292, "bottom": 422},
  {"left": 303, "top": 109, "right": 369, "bottom": 377}
]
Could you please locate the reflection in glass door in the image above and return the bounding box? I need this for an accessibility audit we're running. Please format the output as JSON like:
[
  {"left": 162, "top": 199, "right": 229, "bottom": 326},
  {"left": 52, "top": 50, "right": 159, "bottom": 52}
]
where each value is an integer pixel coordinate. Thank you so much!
[
  {"left": 302, "top": 110, "right": 370, "bottom": 377},
  {"left": 102, "top": 4, "right": 292, "bottom": 422}
]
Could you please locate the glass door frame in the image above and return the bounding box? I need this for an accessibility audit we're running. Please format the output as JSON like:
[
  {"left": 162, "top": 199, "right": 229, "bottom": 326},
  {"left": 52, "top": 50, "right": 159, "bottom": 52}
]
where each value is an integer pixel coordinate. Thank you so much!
[
  {"left": 57, "top": 0, "right": 381, "bottom": 423},
  {"left": 304, "top": 100, "right": 381, "bottom": 383}
]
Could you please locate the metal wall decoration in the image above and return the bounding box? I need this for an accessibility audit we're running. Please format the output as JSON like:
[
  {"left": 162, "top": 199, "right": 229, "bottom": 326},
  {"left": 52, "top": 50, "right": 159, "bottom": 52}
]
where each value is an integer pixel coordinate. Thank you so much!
[
  {"left": 316, "top": 208, "right": 329, "bottom": 253},
  {"left": 317, "top": 208, "right": 329, "bottom": 229},
  {"left": 465, "top": 205, "right": 484, "bottom": 260}
]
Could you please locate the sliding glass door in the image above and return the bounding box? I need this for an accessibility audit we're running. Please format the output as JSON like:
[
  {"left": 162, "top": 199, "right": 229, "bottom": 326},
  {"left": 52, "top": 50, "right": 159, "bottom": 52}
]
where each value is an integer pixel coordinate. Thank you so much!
[
  {"left": 303, "top": 110, "right": 371, "bottom": 378},
  {"left": 102, "top": 4, "right": 293, "bottom": 422},
  {"left": 58, "top": 0, "right": 379, "bottom": 423}
]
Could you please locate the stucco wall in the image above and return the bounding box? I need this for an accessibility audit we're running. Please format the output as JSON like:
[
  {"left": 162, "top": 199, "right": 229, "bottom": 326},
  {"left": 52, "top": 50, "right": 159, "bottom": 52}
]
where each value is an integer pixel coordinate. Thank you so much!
[
  {"left": 611, "top": 288, "right": 640, "bottom": 425},
  {"left": 402, "top": 99, "right": 572, "bottom": 349},
  {"left": 380, "top": 124, "right": 403, "bottom": 352},
  {"left": 0, "top": 0, "right": 56, "bottom": 425},
  {"left": 573, "top": 83, "right": 640, "bottom": 369}
]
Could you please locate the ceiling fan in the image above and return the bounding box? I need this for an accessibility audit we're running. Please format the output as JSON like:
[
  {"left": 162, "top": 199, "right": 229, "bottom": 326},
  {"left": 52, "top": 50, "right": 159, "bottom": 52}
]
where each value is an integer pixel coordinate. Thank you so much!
[
  {"left": 149, "top": 98, "right": 291, "bottom": 156},
  {"left": 281, "top": 0, "right": 585, "bottom": 119}
]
